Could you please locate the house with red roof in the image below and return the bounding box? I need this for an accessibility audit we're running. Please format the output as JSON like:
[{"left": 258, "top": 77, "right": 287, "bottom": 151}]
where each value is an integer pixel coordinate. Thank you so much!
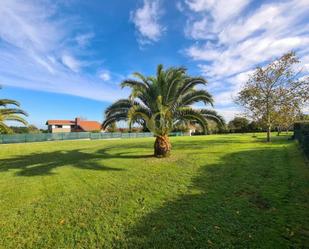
[{"left": 46, "top": 118, "right": 102, "bottom": 133}]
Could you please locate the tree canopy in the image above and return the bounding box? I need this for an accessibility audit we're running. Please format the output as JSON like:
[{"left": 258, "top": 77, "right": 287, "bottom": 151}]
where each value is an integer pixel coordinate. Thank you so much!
[
  {"left": 236, "top": 52, "right": 309, "bottom": 141},
  {"left": 228, "top": 117, "right": 250, "bottom": 133}
]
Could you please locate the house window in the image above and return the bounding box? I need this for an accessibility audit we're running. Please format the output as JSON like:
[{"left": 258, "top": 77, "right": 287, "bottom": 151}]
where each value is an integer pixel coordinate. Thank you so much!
[{"left": 55, "top": 125, "right": 62, "bottom": 128}]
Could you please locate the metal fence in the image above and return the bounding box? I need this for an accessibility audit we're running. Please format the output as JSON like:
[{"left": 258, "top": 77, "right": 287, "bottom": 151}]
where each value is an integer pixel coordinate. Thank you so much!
[{"left": 0, "top": 132, "right": 184, "bottom": 144}]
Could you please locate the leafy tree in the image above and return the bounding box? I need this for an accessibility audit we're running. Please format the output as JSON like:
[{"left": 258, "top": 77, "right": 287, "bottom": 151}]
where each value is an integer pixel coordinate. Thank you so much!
[
  {"left": 8, "top": 126, "right": 28, "bottom": 134},
  {"left": 236, "top": 52, "right": 309, "bottom": 142},
  {"left": 106, "top": 121, "right": 117, "bottom": 133},
  {"left": 204, "top": 120, "right": 217, "bottom": 134},
  {"left": 103, "top": 65, "right": 224, "bottom": 157},
  {"left": 28, "top": 125, "right": 41, "bottom": 134},
  {"left": 273, "top": 102, "right": 301, "bottom": 135},
  {"left": 298, "top": 113, "right": 309, "bottom": 121},
  {"left": 0, "top": 87, "right": 28, "bottom": 134},
  {"left": 248, "top": 120, "right": 262, "bottom": 132},
  {"left": 9, "top": 125, "right": 40, "bottom": 134},
  {"left": 39, "top": 128, "right": 49, "bottom": 133},
  {"left": 228, "top": 117, "right": 250, "bottom": 133}
]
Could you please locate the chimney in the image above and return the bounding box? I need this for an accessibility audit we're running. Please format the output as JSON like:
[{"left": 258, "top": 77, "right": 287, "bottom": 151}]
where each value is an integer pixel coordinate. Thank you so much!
[{"left": 75, "top": 117, "right": 81, "bottom": 126}]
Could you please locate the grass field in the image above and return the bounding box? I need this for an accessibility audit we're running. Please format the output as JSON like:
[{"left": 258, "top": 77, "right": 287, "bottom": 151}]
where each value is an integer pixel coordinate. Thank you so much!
[{"left": 0, "top": 134, "right": 308, "bottom": 248}]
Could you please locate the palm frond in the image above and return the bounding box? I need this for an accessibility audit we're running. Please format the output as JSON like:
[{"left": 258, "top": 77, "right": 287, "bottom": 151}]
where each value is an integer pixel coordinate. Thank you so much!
[
  {"left": 102, "top": 112, "right": 128, "bottom": 129},
  {"left": 121, "top": 79, "right": 149, "bottom": 91},
  {"left": 176, "top": 77, "right": 208, "bottom": 98},
  {"left": 132, "top": 72, "right": 151, "bottom": 87},
  {"left": 128, "top": 106, "right": 152, "bottom": 127},
  {"left": 0, "top": 108, "right": 28, "bottom": 116},
  {"left": 0, "top": 99, "right": 20, "bottom": 107},
  {"left": 105, "top": 99, "right": 133, "bottom": 116},
  {"left": 200, "top": 109, "right": 225, "bottom": 126},
  {"left": 165, "top": 67, "right": 187, "bottom": 103},
  {"left": 175, "top": 108, "right": 209, "bottom": 134},
  {"left": 2, "top": 114, "right": 28, "bottom": 125},
  {"left": 0, "top": 122, "right": 11, "bottom": 134},
  {"left": 180, "top": 90, "right": 214, "bottom": 106},
  {"left": 156, "top": 64, "right": 164, "bottom": 79}
]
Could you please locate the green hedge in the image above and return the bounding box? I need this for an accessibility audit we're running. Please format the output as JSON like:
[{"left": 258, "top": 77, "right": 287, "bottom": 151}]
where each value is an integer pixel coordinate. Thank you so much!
[{"left": 294, "top": 122, "right": 309, "bottom": 158}]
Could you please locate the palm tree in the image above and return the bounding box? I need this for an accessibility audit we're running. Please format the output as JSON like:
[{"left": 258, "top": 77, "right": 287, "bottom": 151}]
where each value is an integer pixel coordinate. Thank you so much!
[
  {"left": 0, "top": 88, "right": 28, "bottom": 133},
  {"left": 103, "top": 65, "right": 224, "bottom": 157}
]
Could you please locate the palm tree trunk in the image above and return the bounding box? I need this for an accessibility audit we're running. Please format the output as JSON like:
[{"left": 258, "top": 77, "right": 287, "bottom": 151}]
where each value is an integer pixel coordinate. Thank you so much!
[{"left": 154, "top": 135, "right": 171, "bottom": 157}]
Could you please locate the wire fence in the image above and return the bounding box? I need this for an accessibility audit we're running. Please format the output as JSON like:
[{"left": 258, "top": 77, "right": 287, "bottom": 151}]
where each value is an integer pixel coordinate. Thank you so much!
[{"left": 0, "top": 132, "right": 184, "bottom": 144}]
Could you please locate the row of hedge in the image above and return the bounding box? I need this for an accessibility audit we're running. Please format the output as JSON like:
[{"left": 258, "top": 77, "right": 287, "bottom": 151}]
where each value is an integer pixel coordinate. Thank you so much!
[{"left": 293, "top": 122, "right": 309, "bottom": 158}]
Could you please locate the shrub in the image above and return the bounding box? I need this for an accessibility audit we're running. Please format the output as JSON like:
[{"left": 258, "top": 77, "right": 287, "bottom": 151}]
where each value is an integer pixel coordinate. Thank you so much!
[
  {"left": 303, "top": 135, "right": 309, "bottom": 157},
  {"left": 294, "top": 121, "right": 309, "bottom": 158}
]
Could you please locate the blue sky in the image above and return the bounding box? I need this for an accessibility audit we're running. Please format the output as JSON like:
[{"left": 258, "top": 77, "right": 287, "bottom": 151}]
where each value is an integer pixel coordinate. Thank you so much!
[{"left": 0, "top": 0, "right": 308, "bottom": 128}]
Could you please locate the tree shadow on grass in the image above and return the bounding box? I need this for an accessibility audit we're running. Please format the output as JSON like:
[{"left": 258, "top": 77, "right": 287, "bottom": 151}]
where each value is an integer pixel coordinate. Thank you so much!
[
  {"left": 96, "top": 147, "right": 153, "bottom": 159},
  {"left": 0, "top": 149, "right": 126, "bottom": 177},
  {"left": 254, "top": 135, "right": 292, "bottom": 144},
  {"left": 117, "top": 146, "right": 307, "bottom": 249},
  {"left": 0, "top": 141, "right": 163, "bottom": 177}
]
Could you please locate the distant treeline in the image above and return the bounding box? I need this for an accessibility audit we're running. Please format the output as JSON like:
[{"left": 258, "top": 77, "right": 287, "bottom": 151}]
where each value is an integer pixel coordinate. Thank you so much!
[
  {"left": 180, "top": 115, "right": 309, "bottom": 135},
  {"left": 226, "top": 115, "right": 309, "bottom": 134},
  {"left": 9, "top": 125, "right": 48, "bottom": 134},
  {"left": 8, "top": 113, "right": 309, "bottom": 135}
]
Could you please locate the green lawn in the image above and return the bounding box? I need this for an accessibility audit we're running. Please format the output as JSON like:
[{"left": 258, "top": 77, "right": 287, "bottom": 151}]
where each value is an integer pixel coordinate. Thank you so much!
[{"left": 0, "top": 134, "right": 308, "bottom": 248}]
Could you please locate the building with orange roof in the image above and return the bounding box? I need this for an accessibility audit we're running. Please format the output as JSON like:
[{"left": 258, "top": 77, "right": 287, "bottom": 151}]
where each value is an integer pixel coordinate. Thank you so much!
[{"left": 46, "top": 118, "right": 102, "bottom": 133}]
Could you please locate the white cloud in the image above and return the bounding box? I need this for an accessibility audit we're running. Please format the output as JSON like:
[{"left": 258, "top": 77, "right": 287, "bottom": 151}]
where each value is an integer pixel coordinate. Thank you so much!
[
  {"left": 99, "top": 71, "right": 111, "bottom": 81},
  {"left": 186, "top": 0, "right": 309, "bottom": 78},
  {"left": 211, "top": 70, "right": 254, "bottom": 107},
  {"left": 194, "top": 36, "right": 309, "bottom": 80},
  {"left": 61, "top": 53, "right": 81, "bottom": 72},
  {"left": 185, "top": 0, "right": 250, "bottom": 26},
  {"left": 0, "top": 0, "right": 62, "bottom": 53},
  {"left": 301, "top": 55, "right": 309, "bottom": 72},
  {"left": 184, "top": 0, "right": 309, "bottom": 91},
  {"left": 0, "top": 0, "right": 124, "bottom": 102},
  {"left": 185, "top": 18, "right": 216, "bottom": 40},
  {"left": 213, "top": 91, "right": 234, "bottom": 106},
  {"left": 185, "top": 0, "right": 214, "bottom": 12},
  {"left": 0, "top": 47, "right": 126, "bottom": 102},
  {"left": 75, "top": 33, "right": 94, "bottom": 47},
  {"left": 130, "top": 0, "right": 165, "bottom": 44},
  {"left": 219, "top": 1, "right": 309, "bottom": 45},
  {"left": 0, "top": 0, "right": 64, "bottom": 76},
  {"left": 176, "top": 1, "right": 185, "bottom": 12},
  {"left": 215, "top": 106, "right": 241, "bottom": 122},
  {"left": 186, "top": 43, "right": 221, "bottom": 61}
]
